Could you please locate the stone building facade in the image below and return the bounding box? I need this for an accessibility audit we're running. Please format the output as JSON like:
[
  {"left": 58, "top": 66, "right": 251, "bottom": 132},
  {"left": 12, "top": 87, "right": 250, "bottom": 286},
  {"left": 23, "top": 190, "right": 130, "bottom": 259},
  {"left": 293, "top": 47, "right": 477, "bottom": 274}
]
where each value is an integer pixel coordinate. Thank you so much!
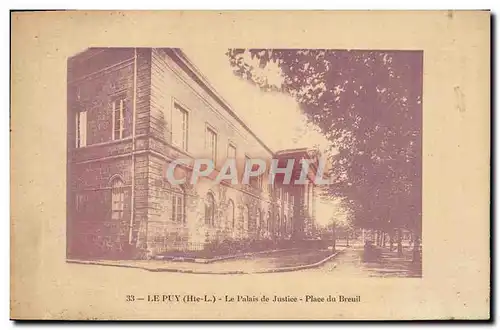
[{"left": 67, "top": 48, "right": 318, "bottom": 260}]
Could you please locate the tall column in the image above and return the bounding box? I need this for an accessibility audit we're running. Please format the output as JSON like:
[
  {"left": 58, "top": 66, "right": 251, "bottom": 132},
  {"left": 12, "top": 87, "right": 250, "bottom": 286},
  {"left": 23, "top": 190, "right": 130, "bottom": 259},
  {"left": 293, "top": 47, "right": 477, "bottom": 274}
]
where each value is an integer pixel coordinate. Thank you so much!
[
  {"left": 304, "top": 181, "right": 310, "bottom": 214},
  {"left": 311, "top": 183, "right": 316, "bottom": 232}
]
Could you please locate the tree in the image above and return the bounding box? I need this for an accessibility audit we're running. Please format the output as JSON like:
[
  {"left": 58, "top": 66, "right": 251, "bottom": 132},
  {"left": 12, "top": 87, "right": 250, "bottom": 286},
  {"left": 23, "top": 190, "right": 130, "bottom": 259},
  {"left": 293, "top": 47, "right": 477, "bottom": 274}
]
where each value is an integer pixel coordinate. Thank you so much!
[
  {"left": 226, "top": 49, "right": 422, "bottom": 259},
  {"left": 316, "top": 196, "right": 352, "bottom": 251}
]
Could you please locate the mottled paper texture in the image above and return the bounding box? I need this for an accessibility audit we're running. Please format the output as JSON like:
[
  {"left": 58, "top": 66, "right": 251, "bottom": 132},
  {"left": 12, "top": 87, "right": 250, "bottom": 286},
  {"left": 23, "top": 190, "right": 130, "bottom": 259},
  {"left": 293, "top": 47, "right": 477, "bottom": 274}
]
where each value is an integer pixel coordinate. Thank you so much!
[{"left": 11, "top": 10, "right": 490, "bottom": 320}]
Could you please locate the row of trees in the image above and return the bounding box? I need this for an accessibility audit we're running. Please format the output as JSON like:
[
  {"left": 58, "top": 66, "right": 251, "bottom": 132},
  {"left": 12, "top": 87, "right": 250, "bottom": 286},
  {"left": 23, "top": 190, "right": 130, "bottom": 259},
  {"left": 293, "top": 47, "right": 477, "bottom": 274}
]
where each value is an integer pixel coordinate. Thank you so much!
[{"left": 226, "top": 49, "right": 422, "bottom": 262}]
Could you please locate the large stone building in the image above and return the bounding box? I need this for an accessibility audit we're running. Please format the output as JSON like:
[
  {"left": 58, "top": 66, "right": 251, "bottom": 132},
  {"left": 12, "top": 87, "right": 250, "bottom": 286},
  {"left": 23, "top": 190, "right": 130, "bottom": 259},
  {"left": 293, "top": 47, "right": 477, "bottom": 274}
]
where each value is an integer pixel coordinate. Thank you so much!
[{"left": 67, "top": 48, "right": 318, "bottom": 260}]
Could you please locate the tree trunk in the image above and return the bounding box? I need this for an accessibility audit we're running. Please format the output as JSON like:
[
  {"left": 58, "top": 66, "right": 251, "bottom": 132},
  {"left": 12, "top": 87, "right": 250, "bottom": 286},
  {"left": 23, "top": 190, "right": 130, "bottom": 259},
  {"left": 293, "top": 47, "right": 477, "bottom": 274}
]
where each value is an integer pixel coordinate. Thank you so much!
[
  {"left": 332, "top": 224, "right": 336, "bottom": 252},
  {"left": 397, "top": 228, "right": 403, "bottom": 257},
  {"left": 412, "top": 232, "right": 421, "bottom": 263}
]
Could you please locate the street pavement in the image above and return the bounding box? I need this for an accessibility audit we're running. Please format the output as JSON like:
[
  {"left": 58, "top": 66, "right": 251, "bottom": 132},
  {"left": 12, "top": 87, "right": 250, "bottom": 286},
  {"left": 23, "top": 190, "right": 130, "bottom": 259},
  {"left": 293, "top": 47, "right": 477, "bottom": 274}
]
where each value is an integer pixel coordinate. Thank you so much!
[
  {"left": 310, "top": 243, "right": 422, "bottom": 278},
  {"left": 68, "top": 243, "right": 421, "bottom": 277},
  {"left": 68, "top": 248, "right": 338, "bottom": 274}
]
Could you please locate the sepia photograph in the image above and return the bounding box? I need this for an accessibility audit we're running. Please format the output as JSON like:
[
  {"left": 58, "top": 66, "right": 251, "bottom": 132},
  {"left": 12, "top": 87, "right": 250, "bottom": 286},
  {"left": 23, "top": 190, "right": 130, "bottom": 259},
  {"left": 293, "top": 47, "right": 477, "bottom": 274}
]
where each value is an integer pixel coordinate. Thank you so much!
[{"left": 66, "top": 47, "right": 422, "bottom": 277}]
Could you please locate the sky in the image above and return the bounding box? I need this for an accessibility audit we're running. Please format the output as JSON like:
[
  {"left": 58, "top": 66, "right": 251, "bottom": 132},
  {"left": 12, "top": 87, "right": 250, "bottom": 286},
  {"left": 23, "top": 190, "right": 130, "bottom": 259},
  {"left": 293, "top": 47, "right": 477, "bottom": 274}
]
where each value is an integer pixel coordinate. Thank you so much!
[{"left": 181, "top": 46, "right": 331, "bottom": 153}]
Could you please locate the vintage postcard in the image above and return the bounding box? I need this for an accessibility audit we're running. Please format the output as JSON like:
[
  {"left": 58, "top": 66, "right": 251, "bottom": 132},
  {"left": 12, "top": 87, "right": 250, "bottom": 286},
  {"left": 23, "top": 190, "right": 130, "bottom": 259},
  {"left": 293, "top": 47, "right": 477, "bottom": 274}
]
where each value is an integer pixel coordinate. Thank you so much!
[{"left": 10, "top": 10, "right": 490, "bottom": 320}]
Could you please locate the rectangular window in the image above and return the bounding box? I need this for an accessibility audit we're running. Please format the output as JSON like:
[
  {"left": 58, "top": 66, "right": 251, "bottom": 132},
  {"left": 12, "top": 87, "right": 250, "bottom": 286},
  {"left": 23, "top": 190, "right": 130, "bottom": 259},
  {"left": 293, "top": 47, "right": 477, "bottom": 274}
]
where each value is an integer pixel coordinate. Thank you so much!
[
  {"left": 245, "top": 155, "right": 256, "bottom": 188},
  {"left": 206, "top": 126, "right": 217, "bottom": 165},
  {"left": 227, "top": 143, "right": 236, "bottom": 159},
  {"left": 112, "top": 99, "right": 125, "bottom": 140},
  {"left": 249, "top": 174, "right": 261, "bottom": 190},
  {"left": 245, "top": 154, "right": 262, "bottom": 191},
  {"left": 172, "top": 103, "right": 189, "bottom": 151},
  {"left": 75, "top": 193, "right": 85, "bottom": 213},
  {"left": 257, "top": 174, "right": 263, "bottom": 190},
  {"left": 171, "top": 194, "right": 185, "bottom": 223},
  {"left": 75, "top": 111, "right": 87, "bottom": 148}
]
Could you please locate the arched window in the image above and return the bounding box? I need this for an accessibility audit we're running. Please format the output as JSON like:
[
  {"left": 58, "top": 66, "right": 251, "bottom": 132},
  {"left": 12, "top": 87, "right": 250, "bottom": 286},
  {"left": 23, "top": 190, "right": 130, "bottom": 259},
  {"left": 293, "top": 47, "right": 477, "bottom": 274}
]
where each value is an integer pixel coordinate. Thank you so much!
[
  {"left": 205, "top": 192, "right": 215, "bottom": 226},
  {"left": 242, "top": 205, "right": 250, "bottom": 232},
  {"left": 171, "top": 186, "right": 185, "bottom": 223},
  {"left": 111, "top": 177, "right": 125, "bottom": 221},
  {"left": 276, "top": 214, "right": 280, "bottom": 236},
  {"left": 256, "top": 209, "right": 262, "bottom": 235},
  {"left": 226, "top": 199, "right": 235, "bottom": 229},
  {"left": 267, "top": 211, "right": 272, "bottom": 234}
]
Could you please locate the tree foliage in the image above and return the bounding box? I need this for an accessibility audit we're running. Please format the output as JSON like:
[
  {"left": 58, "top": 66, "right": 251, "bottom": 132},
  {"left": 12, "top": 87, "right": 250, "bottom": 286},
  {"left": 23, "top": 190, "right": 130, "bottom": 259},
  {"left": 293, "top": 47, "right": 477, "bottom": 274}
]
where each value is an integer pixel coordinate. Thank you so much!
[{"left": 226, "top": 49, "right": 422, "bottom": 234}]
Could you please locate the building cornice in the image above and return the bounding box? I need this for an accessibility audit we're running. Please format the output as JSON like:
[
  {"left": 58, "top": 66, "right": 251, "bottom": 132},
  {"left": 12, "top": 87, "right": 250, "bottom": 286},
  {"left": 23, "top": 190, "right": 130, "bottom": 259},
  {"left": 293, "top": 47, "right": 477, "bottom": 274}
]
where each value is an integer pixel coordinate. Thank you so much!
[{"left": 69, "top": 48, "right": 322, "bottom": 163}]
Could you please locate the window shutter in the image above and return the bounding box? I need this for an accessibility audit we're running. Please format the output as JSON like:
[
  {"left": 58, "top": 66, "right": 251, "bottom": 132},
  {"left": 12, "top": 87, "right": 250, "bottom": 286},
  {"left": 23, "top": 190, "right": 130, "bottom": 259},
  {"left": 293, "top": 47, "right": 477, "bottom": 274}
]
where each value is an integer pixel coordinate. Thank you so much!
[
  {"left": 80, "top": 111, "right": 87, "bottom": 147},
  {"left": 75, "top": 112, "right": 79, "bottom": 148},
  {"left": 111, "top": 101, "right": 116, "bottom": 140},
  {"left": 119, "top": 99, "right": 124, "bottom": 139},
  {"left": 171, "top": 194, "right": 177, "bottom": 222},
  {"left": 177, "top": 196, "right": 182, "bottom": 223}
]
